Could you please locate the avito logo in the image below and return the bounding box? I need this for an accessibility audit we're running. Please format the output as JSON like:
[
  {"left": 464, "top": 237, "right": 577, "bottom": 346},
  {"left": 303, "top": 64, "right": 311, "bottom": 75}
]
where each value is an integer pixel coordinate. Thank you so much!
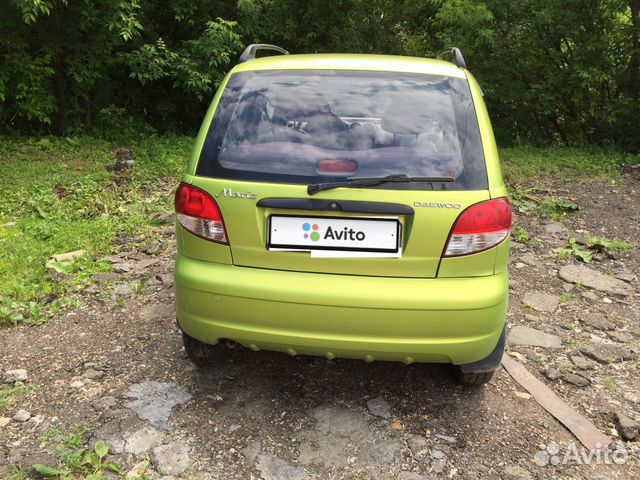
[
  {"left": 302, "top": 223, "right": 321, "bottom": 241},
  {"left": 324, "top": 226, "right": 366, "bottom": 241}
]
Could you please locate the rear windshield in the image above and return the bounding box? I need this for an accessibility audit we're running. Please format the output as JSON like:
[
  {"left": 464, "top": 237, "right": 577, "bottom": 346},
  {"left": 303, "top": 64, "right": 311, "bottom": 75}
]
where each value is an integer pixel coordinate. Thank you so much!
[{"left": 197, "top": 70, "right": 487, "bottom": 190}]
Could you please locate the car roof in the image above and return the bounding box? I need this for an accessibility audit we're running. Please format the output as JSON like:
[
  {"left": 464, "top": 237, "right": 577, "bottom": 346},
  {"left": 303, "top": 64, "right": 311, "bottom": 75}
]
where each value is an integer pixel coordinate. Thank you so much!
[{"left": 231, "top": 53, "right": 467, "bottom": 79}]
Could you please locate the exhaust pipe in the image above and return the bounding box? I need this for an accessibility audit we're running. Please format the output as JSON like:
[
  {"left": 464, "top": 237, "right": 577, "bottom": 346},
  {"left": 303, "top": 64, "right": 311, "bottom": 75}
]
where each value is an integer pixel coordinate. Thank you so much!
[{"left": 225, "top": 339, "right": 238, "bottom": 349}]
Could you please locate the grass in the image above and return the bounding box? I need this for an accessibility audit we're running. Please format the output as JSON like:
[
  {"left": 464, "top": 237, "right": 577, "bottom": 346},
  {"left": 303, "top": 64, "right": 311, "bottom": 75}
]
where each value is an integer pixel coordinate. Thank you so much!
[
  {"left": 500, "top": 146, "right": 639, "bottom": 183},
  {"left": 0, "top": 384, "right": 32, "bottom": 411},
  {"left": 0, "top": 135, "right": 192, "bottom": 326}
]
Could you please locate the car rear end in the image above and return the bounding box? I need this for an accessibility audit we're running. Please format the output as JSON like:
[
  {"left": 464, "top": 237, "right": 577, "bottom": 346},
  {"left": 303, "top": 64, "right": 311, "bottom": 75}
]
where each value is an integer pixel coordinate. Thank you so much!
[{"left": 174, "top": 53, "right": 511, "bottom": 382}]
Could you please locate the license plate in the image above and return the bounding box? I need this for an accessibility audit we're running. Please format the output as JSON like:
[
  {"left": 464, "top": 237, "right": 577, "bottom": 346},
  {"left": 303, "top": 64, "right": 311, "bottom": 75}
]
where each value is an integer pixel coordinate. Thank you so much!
[{"left": 268, "top": 215, "right": 400, "bottom": 254}]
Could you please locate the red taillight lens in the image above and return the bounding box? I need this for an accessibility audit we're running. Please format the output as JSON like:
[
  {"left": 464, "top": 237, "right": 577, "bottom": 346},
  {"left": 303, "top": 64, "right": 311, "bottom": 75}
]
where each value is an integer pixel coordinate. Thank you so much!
[
  {"left": 175, "top": 183, "right": 228, "bottom": 244},
  {"left": 444, "top": 198, "right": 512, "bottom": 257},
  {"left": 316, "top": 159, "right": 357, "bottom": 175}
]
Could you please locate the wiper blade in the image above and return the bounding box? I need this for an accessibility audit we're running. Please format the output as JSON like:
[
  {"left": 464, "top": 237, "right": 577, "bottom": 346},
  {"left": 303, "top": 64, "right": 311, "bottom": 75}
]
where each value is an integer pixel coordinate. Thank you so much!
[{"left": 307, "top": 174, "right": 455, "bottom": 195}]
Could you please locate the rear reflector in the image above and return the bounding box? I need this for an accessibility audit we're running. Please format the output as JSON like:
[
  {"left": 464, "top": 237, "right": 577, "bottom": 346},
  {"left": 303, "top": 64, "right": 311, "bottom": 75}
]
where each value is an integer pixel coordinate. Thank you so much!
[
  {"left": 175, "top": 183, "right": 228, "bottom": 244},
  {"left": 444, "top": 198, "right": 512, "bottom": 257}
]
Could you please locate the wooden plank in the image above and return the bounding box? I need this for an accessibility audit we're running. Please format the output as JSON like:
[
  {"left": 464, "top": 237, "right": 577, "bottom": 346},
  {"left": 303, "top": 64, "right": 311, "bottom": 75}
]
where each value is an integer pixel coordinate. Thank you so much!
[{"left": 502, "top": 356, "right": 612, "bottom": 451}]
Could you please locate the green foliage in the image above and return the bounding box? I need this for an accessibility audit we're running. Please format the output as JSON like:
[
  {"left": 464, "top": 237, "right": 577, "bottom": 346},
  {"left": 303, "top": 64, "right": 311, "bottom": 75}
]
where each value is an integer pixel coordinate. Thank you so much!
[
  {"left": 0, "top": 136, "right": 191, "bottom": 326},
  {"left": 508, "top": 186, "right": 580, "bottom": 219},
  {"left": 0, "top": 384, "right": 32, "bottom": 411},
  {"left": 1, "top": 0, "right": 638, "bottom": 148},
  {"left": 32, "top": 437, "right": 122, "bottom": 479},
  {"left": 511, "top": 225, "right": 534, "bottom": 245},
  {"left": 553, "top": 238, "right": 594, "bottom": 264},
  {"left": 585, "top": 235, "right": 632, "bottom": 253}
]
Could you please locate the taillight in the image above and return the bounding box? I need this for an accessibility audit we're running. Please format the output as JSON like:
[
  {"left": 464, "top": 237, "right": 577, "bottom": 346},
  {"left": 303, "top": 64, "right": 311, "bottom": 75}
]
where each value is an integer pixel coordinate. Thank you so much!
[
  {"left": 175, "top": 183, "right": 228, "bottom": 244},
  {"left": 444, "top": 198, "right": 512, "bottom": 257}
]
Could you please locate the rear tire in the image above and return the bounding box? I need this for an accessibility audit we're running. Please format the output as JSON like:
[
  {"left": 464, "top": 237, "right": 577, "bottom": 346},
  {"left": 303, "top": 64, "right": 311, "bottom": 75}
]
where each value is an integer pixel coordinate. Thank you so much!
[
  {"left": 453, "top": 367, "right": 496, "bottom": 385},
  {"left": 182, "top": 332, "right": 220, "bottom": 367}
]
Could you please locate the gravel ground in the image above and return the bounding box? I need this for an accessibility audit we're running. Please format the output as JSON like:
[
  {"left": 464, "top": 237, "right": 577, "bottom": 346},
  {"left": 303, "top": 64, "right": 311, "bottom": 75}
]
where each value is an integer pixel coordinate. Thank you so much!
[{"left": 1, "top": 174, "right": 639, "bottom": 479}]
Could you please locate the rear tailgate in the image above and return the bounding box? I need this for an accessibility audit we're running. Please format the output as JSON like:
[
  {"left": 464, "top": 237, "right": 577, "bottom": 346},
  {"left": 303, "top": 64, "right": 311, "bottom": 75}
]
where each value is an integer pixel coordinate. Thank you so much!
[{"left": 191, "top": 178, "right": 490, "bottom": 278}]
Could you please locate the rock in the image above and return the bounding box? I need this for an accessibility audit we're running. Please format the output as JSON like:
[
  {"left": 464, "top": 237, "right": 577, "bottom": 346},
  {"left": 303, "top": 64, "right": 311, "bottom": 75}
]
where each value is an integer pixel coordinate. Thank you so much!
[
  {"left": 256, "top": 454, "right": 310, "bottom": 480},
  {"left": 580, "top": 312, "right": 614, "bottom": 331},
  {"left": 502, "top": 465, "right": 532, "bottom": 480},
  {"left": 93, "top": 396, "right": 118, "bottom": 411},
  {"left": 545, "top": 368, "right": 562, "bottom": 381},
  {"left": 113, "top": 258, "right": 159, "bottom": 273},
  {"left": 126, "top": 460, "right": 151, "bottom": 478},
  {"left": 113, "top": 284, "right": 134, "bottom": 298},
  {"left": 46, "top": 250, "right": 86, "bottom": 268},
  {"left": 519, "top": 253, "right": 538, "bottom": 266},
  {"left": 608, "top": 331, "right": 632, "bottom": 343},
  {"left": 124, "top": 426, "right": 165, "bottom": 455},
  {"left": 581, "top": 291, "right": 598, "bottom": 301},
  {"left": 615, "top": 271, "right": 636, "bottom": 283},
  {"left": 144, "top": 242, "right": 162, "bottom": 255},
  {"left": 3, "top": 369, "right": 27, "bottom": 383},
  {"left": 70, "top": 380, "right": 84, "bottom": 389},
  {"left": 0, "top": 417, "right": 11, "bottom": 427},
  {"left": 570, "top": 355, "right": 595, "bottom": 370},
  {"left": 12, "top": 410, "right": 31, "bottom": 422},
  {"left": 435, "top": 433, "right": 457, "bottom": 444},
  {"left": 524, "top": 314, "right": 540, "bottom": 322},
  {"left": 430, "top": 449, "right": 445, "bottom": 459},
  {"left": 562, "top": 373, "right": 590, "bottom": 387},
  {"left": 84, "top": 368, "right": 105, "bottom": 380},
  {"left": 508, "top": 326, "right": 562, "bottom": 348},
  {"left": 545, "top": 222, "right": 565, "bottom": 235},
  {"left": 92, "top": 273, "right": 122, "bottom": 284},
  {"left": 29, "top": 414, "right": 44, "bottom": 426},
  {"left": 614, "top": 412, "right": 639, "bottom": 441},
  {"left": 151, "top": 441, "right": 191, "bottom": 476},
  {"left": 522, "top": 291, "right": 560, "bottom": 313},
  {"left": 366, "top": 395, "right": 392, "bottom": 419},
  {"left": 125, "top": 381, "right": 192, "bottom": 430},
  {"left": 559, "top": 265, "right": 632, "bottom": 296},
  {"left": 580, "top": 343, "right": 636, "bottom": 363}
]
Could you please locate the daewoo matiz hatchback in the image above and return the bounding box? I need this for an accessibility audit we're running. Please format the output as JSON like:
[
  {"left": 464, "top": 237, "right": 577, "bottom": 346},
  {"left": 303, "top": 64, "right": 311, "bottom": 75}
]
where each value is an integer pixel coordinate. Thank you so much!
[{"left": 175, "top": 44, "right": 512, "bottom": 384}]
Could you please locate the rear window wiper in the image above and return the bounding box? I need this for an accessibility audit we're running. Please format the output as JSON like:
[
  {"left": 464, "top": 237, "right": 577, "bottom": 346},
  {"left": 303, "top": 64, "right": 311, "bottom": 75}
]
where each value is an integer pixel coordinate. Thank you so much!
[{"left": 307, "top": 174, "right": 455, "bottom": 195}]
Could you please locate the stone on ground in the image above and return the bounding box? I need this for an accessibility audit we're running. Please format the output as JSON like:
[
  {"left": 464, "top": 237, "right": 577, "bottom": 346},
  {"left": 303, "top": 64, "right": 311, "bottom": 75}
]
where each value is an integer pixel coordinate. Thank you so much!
[
  {"left": 3, "top": 369, "right": 28, "bottom": 383},
  {"left": 125, "top": 381, "right": 192, "bottom": 430},
  {"left": 579, "top": 343, "right": 636, "bottom": 363},
  {"left": 256, "top": 454, "right": 310, "bottom": 480},
  {"left": 559, "top": 265, "right": 632, "bottom": 296},
  {"left": 615, "top": 412, "right": 639, "bottom": 441},
  {"left": 366, "top": 395, "right": 392, "bottom": 419},
  {"left": 151, "top": 441, "right": 191, "bottom": 476},
  {"left": 502, "top": 464, "right": 532, "bottom": 480},
  {"left": 12, "top": 410, "right": 31, "bottom": 422},
  {"left": 522, "top": 291, "right": 560, "bottom": 313},
  {"left": 508, "top": 326, "right": 562, "bottom": 348},
  {"left": 124, "top": 426, "right": 165, "bottom": 455},
  {"left": 562, "top": 373, "right": 590, "bottom": 387}
]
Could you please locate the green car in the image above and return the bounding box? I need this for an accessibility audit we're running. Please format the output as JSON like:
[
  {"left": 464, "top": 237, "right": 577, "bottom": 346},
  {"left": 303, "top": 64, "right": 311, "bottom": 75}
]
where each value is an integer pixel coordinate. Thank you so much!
[{"left": 175, "top": 44, "right": 511, "bottom": 384}]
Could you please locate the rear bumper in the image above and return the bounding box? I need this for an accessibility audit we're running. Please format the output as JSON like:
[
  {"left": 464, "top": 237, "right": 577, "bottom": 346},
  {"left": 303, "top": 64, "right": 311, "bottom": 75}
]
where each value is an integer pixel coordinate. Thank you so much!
[{"left": 175, "top": 255, "right": 508, "bottom": 365}]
